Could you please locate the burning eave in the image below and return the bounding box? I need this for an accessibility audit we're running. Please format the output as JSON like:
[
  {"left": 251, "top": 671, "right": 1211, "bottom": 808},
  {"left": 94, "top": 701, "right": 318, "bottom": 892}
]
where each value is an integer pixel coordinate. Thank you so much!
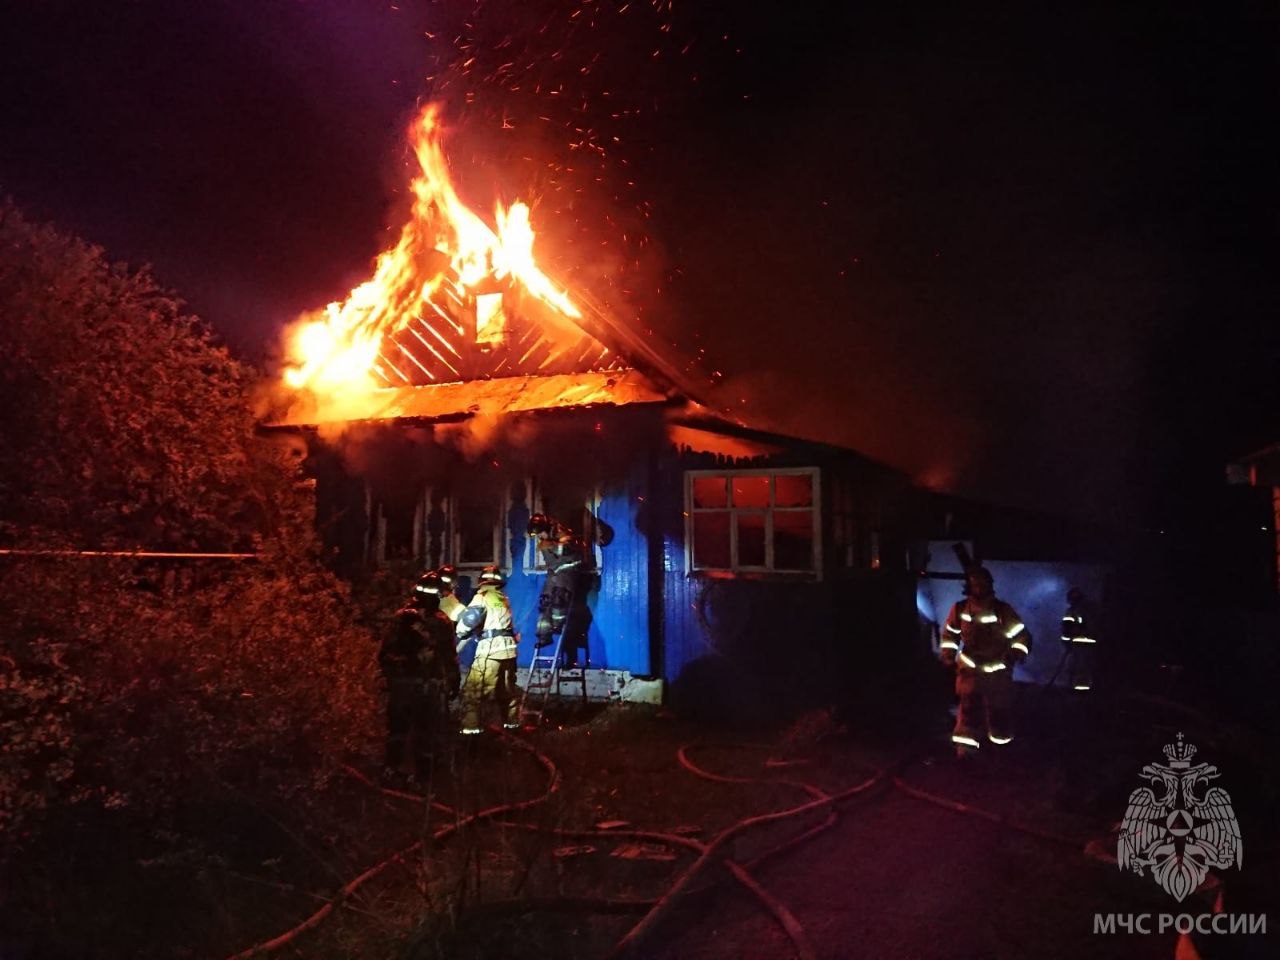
[{"left": 266, "top": 368, "right": 675, "bottom": 429}]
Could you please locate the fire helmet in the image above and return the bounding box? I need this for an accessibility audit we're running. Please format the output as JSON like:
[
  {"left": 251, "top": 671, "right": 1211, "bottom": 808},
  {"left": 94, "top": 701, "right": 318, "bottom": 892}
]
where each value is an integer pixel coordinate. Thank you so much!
[
  {"left": 527, "top": 513, "right": 552, "bottom": 537},
  {"left": 436, "top": 563, "right": 458, "bottom": 592},
  {"left": 478, "top": 564, "right": 505, "bottom": 586},
  {"left": 413, "top": 571, "right": 443, "bottom": 611}
]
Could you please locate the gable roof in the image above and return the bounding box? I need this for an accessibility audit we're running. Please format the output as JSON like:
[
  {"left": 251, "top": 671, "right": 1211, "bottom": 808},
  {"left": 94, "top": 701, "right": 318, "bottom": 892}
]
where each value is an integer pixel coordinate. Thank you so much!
[
  {"left": 276, "top": 262, "right": 704, "bottom": 429},
  {"left": 368, "top": 269, "right": 622, "bottom": 387},
  {"left": 353, "top": 252, "right": 700, "bottom": 395}
]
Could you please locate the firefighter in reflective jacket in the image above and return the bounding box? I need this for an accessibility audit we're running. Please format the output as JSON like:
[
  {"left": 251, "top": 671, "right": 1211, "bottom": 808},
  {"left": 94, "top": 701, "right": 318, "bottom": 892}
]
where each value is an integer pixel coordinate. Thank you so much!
[
  {"left": 527, "top": 513, "right": 586, "bottom": 650},
  {"left": 380, "top": 572, "right": 460, "bottom": 785},
  {"left": 1060, "top": 586, "right": 1096, "bottom": 692},
  {"left": 940, "top": 566, "right": 1031, "bottom": 755},
  {"left": 455, "top": 565, "right": 520, "bottom": 733},
  {"left": 433, "top": 563, "right": 465, "bottom": 624}
]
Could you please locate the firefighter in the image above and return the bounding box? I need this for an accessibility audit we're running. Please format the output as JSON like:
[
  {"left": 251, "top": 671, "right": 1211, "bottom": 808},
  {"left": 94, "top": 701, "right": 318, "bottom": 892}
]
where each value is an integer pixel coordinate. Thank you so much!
[
  {"left": 939, "top": 566, "right": 1032, "bottom": 757},
  {"left": 527, "top": 513, "right": 587, "bottom": 651},
  {"left": 1060, "top": 587, "right": 1096, "bottom": 692},
  {"left": 380, "top": 571, "right": 461, "bottom": 787},
  {"left": 455, "top": 565, "right": 520, "bottom": 733},
  {"left": 433, "top": 563, "right": 465, "bottom": 624}
]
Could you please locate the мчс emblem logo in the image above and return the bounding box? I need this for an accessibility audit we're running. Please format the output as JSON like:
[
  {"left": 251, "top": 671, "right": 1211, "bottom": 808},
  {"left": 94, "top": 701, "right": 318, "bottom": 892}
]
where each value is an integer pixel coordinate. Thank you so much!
[{"left": 1117, "top": 733, "right": 1243, "bottom": 902}]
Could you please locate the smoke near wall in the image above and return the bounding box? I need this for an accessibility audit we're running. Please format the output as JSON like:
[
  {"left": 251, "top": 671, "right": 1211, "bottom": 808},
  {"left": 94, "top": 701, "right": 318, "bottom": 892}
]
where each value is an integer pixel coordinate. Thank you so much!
[{"left": 322, "top": 407, "right": 666, "bottom": 507}]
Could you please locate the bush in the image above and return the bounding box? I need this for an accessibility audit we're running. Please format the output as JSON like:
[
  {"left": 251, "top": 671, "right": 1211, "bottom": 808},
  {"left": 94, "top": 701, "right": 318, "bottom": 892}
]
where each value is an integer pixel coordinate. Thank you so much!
[{"left": 0, "top": 203, "right": 378, "bottom": 853}]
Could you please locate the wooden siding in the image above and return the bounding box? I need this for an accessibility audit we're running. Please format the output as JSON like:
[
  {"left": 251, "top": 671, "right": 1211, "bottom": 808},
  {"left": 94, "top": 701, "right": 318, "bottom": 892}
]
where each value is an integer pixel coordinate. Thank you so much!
[
  {"left": 495, "top": 460, "right": 651, "bottom": 675},
  {"left": 374, "top": 273, "right": 623, "bottom": 387},
  {"left": 655, "top": 439, "right": 919, "bottom": 716},
  {"left": 310, "top": 410, "right": 918, "bottom": 704}
]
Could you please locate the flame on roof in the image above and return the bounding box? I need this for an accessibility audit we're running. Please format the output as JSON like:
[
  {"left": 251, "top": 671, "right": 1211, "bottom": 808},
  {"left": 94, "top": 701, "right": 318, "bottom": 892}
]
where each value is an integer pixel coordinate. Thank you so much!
[{"left": 270, "top": 368, "right": 672, "bottom": 428}]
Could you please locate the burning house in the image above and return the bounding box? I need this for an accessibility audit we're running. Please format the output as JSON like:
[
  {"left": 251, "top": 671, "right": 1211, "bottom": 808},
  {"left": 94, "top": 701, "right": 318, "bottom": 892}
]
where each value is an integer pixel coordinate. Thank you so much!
[{"left": 268, "top": 104, "right": 925, "bottom": 714}]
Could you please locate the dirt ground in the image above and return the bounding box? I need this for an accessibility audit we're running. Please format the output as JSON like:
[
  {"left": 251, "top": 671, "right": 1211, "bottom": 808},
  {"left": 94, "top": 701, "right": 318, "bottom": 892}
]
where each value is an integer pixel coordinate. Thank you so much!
[
  {"left": 14, "top": 686, "right": 1275, "bottom": 960},
  {"left": 218, "top": 683, "right": 1274, "bottom": 960}
]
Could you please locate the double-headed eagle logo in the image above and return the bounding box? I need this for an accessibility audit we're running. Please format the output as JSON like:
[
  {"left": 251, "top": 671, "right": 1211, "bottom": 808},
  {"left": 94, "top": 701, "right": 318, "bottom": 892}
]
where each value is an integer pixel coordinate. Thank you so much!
[{"left": 1117, "top": 733, "right": 1243, "bottom": 901}]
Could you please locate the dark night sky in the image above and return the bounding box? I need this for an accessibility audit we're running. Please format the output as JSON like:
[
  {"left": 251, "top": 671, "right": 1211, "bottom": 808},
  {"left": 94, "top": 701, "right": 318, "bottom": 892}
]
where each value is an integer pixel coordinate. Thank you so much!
[{"left": 2, "top": 1, "right": 1276, "bottom": 529}]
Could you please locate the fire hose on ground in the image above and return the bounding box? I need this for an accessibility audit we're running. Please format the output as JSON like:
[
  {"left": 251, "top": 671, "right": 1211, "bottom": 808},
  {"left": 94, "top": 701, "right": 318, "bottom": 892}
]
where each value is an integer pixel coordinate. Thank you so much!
[
  {"left": 223, "top": 730, "right": 879, "bottom": 960},
  {"left": 225, "top": 731, "right": 559, "bottom": 960},
  {"left": 607, "top": 744, "right": 885, "bottom": 960},
  {"left": 372, "top": 740, "right": 853, "bottom": 960},
  {"left": 223, "top": 728, "right": 1209, "bottom": 960}
]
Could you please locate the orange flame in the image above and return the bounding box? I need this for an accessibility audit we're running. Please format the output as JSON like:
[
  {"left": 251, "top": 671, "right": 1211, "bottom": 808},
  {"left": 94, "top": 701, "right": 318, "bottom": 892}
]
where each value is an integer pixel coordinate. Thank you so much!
[{"left": 283, "top": 104, "right": 580, "bottom": 400}]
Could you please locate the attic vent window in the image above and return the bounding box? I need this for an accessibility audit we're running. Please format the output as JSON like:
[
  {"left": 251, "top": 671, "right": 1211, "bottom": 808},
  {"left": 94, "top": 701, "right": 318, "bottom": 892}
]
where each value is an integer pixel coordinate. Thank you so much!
[
  {"left": 685, "top": 468, "right": 821, "bottom": 577},
  {"left": 475, "top": 292, "right": 506, "bottom": 346}
]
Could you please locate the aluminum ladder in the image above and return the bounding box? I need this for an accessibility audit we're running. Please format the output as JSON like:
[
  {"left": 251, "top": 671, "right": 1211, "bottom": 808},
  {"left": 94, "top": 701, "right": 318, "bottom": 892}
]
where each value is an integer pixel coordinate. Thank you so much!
[{"left": 518, "top": 582, "right": 588, "bottom": 725}]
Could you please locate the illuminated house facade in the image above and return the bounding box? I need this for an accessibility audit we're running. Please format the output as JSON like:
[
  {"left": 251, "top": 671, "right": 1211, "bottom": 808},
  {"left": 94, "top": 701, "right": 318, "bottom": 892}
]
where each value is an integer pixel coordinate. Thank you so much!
[
  {"left": 275, "top": 278, "right": 920, "bottom": 712},
  {"left": 270, "top": 104, "right": 1108, "bottom": 710}
]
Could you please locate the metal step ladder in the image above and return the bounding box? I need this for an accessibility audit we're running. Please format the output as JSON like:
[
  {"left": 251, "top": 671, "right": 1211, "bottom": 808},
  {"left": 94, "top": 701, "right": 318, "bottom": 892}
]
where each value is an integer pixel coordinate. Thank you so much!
[{"left": 519, "top": 581, "right": 588, "bottom": 726}]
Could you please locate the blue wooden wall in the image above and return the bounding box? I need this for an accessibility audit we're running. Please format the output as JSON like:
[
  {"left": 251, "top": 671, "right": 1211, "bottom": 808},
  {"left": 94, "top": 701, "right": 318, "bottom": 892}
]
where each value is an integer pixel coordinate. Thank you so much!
[
  {"left": 455, "top": 458, "right": 652, "bottom": 677},
  {"left": 318, "top": 411, "right": 915, "bottom": 705},
  {"left": 650, "top": 441, "right": 920, "bottom": 720},
  {"left": 585, "top": 460, "right": 652, "bottom": 674}
]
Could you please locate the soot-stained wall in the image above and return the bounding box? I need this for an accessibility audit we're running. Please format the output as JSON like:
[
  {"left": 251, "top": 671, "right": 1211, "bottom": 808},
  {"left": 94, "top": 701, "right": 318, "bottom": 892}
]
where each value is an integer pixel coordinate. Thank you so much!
[{"left": 308, "top": 410, "right": 918, "bottom": 701}]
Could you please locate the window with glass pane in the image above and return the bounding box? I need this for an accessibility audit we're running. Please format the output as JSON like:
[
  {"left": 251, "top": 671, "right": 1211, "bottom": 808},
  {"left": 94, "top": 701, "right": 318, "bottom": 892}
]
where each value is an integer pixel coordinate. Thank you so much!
[
  {"left": 731, "top": 475, "right": 770, "bottom": 508},
  {"left": 686, "top": 468, "right": 820, "bottom": 576},
  {"left": 773, "top": 509, "right": 815, "bottom": 570},
  {"left": 692, "top": 512, "right": 731, "bottom": 569},
  {"left": 736, "top": 512, "right": 767, "bottom": 566},
  {"left": 692, "top": 475, "right": 728, "bottom": 508},
  {"left": 774, "top": 473, "right": 813, "bottom": 508}
]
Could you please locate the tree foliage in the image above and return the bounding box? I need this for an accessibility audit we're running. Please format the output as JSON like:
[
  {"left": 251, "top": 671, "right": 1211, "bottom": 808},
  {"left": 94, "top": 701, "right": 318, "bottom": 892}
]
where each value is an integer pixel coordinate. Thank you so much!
[
  {"left": 0, "top": 203, "right": 378, "bottom": 850},
  {"left": 0, "top": 202, "right": 287, "bottom": 549}
]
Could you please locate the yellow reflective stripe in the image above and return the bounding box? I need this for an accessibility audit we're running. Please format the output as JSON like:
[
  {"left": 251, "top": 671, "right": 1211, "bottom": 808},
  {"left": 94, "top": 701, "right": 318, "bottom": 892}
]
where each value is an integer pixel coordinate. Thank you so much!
[
  {"left": 1062, "top": 614, "right": 1077, "bottom": 623},
  {"left": 981, "top": 661, "right": 1007, "bottom": 673},
  {"left": 1060, "top": 635, "right": 1072, "bottom": 642},
  {"left": 988, "top": 734, "right": 1014, "bottom": 745},
  {"left": 945, "top": 623, "right": 962, "bottom": 634},
  {"left": 960, "top": 612, "right": 973, "bottom": 622},
  {"left": 940, "top": 640, "right": 960, "bottom": 650},
  {"left": 958, "top": 652, "right": 977, "bottom": 668},
  {"left": 1011, "top": 641, "right": 1030, "bottom": 655},
  {"left": 1073, "top": 684, "right": 1092, "bottom": 691},
  {"left": 952, "top": 735, "right": 981, "bottom": 748},
  {"left": 1071, "top": 637, "right": 1096, "bottom": 644},
  {"left": 979, "top": 613, "right": 999, "bottom": 623},
  {"left": 1006, "top": 622, "right": 1026, "bottom": 638}
]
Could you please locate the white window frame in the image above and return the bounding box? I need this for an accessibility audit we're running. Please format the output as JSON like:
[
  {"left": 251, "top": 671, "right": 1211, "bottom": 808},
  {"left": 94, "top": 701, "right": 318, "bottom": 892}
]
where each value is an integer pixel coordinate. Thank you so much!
[
  {"left": 684, "top": 468, "right": 822, "bottom": 579},
  {"left": 523, "top": 479, "right": 604, "bottom": 574}
]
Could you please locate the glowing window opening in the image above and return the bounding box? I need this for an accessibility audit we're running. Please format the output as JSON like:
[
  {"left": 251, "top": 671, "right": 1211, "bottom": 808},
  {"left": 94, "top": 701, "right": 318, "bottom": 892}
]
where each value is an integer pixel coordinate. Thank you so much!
[
  {"left": 475, "top": 292, "right": 506, "bottom": 346},
  {"left": 684, "top": 467, "right": 822, "bottom": 578}
]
